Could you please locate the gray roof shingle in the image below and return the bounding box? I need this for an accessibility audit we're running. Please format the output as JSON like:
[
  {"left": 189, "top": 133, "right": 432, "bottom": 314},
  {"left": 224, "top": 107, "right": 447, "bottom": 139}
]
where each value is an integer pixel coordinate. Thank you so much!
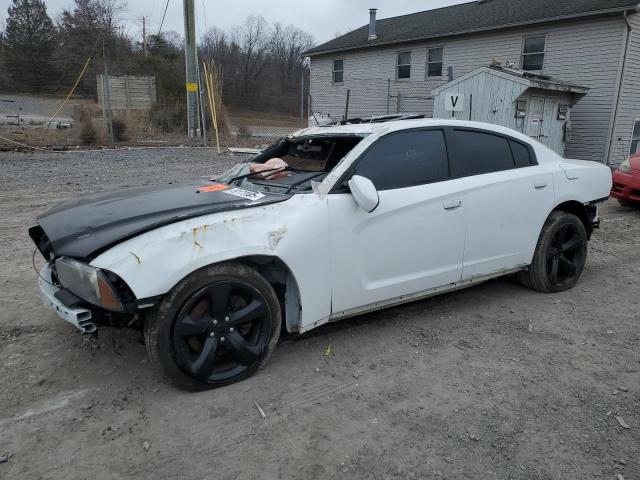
[{"left": 306, "top": 0, "right": 638, "bottom": 56}]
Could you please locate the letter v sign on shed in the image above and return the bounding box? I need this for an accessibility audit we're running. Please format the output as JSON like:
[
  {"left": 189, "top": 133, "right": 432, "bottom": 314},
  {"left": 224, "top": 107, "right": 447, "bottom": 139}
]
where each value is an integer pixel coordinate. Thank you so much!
[{"left": 445, "top": 93, "right": 465, "bottom": 112}]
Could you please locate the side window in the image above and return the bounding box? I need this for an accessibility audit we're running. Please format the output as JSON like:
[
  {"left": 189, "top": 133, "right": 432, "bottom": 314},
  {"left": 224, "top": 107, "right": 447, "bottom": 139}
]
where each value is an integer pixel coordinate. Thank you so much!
[
  {"left": 509, "top": 140, "right": 532, "bottom": 167},
  {"left": 396, "top": 51, "right": 412, "bottom": 80},
  {"left": 354, "top": 130, "right": 449, "bottom": 190},
  {"left": 629, "top": 120, "right": 640, "bottom": 155},
  {"left": 522, "top": 34, "right": 546, "bottom": 71},
  {"left": 454, "top": 130, "right": 515, "bottom": 176},
  {"left": 427, "top": 47, "right": 443, "bottom": 77},
  {"left": 332, "top": 59, "right": 344, "bottom": 84}
]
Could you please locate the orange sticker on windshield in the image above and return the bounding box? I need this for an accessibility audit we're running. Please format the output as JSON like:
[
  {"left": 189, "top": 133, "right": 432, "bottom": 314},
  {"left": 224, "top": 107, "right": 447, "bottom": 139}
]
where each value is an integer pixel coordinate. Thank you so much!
[{"left": 198, "top": 183, "right": 229, "bottom": 192}]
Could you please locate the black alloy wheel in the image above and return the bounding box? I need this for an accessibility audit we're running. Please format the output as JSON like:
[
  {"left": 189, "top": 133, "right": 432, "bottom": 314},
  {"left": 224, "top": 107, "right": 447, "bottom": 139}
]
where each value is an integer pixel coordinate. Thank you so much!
[
  {"left": 172, "top": 281, "right": 271, "bottom": 383},
  {"left": 546, "top": 223, "right": 585, "bottom": 287},
  {"left": 517, "top": 211, "right": 588, "bottom": 293},
  {"left": 144, "top": 263, "right": 281, "bottom": 391}
]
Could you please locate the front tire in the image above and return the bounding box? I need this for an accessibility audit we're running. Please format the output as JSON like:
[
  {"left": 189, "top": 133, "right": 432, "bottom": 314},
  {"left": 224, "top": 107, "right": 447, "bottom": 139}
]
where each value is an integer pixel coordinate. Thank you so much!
[
  {"left": 518, "top": 211, "right": 588, "bottom": 293},
  {"left": 144, "top": 263, "right": 281, "bottom": 391}
]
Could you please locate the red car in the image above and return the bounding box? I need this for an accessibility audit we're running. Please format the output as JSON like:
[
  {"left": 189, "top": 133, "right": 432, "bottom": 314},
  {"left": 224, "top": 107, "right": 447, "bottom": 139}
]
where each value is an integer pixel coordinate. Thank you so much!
[{"left": 611, "top": 153, "right": 640, "bottom": 207}]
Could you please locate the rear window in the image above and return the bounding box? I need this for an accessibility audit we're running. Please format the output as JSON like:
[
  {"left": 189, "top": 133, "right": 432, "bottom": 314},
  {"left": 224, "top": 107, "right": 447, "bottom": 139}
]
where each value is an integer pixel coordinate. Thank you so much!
[
  {"left": 454, "top": 130, "right": 515, "bottom": 176},
  {"left": 510, "top": 140, "right": 532, "bottom": 167}
]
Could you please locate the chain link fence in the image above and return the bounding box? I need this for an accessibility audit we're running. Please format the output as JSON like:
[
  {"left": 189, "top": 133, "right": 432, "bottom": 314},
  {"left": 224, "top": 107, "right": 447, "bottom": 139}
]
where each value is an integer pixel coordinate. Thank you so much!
[
  {"left": 1, "top": 63, "right": 439, "bottom": 150},
  {"left": 0, "top": 49, "right": 310, "bottom": 149}
]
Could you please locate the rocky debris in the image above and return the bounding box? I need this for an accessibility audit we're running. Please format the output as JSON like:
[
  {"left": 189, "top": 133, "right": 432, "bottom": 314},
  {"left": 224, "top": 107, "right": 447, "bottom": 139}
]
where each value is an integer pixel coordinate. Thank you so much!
[{"left": 615, "top": 416, "right": 631, "bottom": 429}]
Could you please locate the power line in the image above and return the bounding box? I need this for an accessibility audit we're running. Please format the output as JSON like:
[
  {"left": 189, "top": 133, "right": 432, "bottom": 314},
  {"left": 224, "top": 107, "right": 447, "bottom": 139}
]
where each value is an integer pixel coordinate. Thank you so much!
[
  {"left": 200, "top": 0, "right": 208, "bottom": 33},
  {"left": 149, "top": 0, "right": 157, "bottom": 22},
  {"left": 157, "top": 0, "right": 170, "bottom": 36}
]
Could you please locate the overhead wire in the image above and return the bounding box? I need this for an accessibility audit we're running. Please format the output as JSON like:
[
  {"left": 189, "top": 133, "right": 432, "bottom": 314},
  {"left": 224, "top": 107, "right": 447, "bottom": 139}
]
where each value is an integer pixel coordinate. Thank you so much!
[
  {"left": 39, "top": 56, "right": 93, "bottom": 136},
  {"left": 200, "top": 0, "right": 208, "bottom": 34},
  {"left": 149, "top": 0, "right": 157, "bottom": 22},
  {"left": 23, "top": 34, "right": 103, "bottom": 134},
  {"left": 157, "top": 0, "right": 170, "bottom": 36}
]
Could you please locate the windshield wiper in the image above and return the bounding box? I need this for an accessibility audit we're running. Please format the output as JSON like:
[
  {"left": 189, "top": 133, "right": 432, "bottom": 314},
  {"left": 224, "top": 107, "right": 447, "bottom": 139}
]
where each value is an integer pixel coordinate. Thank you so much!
[
  {"left": 285, "top": 172, "right": 328, "bottom": 194},
  {"left": 226, "top": 167, "right": 287, "bottom": 185},
  {"left": 226, "top": 166, "right": 320, "bottom": 185}
]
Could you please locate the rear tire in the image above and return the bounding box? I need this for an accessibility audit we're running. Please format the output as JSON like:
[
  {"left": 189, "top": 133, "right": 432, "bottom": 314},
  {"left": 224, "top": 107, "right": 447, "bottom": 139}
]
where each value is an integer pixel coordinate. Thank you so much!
[
  {"left": 144, "top": 263, "right": 281, "bottom": 391},
  {"left": 618, "top": 198, "right": 640, "bottom": 209},
  {"left": 518, "top": 211, "right": 588, "bottom": 293}
]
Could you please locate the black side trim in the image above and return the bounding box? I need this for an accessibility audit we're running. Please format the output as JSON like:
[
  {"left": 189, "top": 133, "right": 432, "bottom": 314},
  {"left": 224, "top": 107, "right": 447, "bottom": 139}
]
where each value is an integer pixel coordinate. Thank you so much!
[
  {"left": 136, "top": 296, "right": 163, "bottom": 309},
  {"left": 53, "top": 289, "right": 85, "bottom": 309}
]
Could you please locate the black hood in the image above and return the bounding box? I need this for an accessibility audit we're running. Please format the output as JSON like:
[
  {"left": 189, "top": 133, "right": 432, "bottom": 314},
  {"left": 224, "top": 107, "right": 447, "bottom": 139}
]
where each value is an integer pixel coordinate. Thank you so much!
[{"left": 30, "top": 180, "right": 290, "bottom": 260}]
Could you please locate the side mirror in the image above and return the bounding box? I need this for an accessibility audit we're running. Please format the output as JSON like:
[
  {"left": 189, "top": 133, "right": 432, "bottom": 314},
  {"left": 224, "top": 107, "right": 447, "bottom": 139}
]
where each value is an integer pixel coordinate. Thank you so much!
[{"left": 348, "top": 175, "right": 379, "bottom": 213}]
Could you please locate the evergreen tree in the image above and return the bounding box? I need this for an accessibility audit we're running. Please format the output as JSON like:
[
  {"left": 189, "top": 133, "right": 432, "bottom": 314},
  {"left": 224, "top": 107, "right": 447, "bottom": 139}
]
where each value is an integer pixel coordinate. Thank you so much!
[
  {"left": 56, "top": 0, "right": 129, "bottom": 95},
  {"left": 5, "top": 0, "right": 56, "bottom": 91}
]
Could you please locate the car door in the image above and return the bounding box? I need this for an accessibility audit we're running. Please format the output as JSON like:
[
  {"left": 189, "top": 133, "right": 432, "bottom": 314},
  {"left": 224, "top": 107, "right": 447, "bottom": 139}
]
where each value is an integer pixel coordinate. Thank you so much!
[
  {"left": 327, "top": 128, "right": 468, "bottom": 316},
  {"left": 448, "top": 128, "right": 555, "bottom": 279}
]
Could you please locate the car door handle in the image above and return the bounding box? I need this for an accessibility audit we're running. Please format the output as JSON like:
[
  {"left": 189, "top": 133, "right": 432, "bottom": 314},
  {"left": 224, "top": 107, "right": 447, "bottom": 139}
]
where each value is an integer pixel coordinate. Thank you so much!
[
  {"left": 443, "top": 199, "right": 462, "bottom": 210},
  {"left": 534, "top": 181, "right": 548, "bottom": 189}
]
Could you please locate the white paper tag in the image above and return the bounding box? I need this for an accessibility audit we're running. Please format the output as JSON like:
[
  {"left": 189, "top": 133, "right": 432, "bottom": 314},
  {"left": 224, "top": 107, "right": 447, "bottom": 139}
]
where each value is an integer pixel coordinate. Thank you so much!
[{"left": 223, "top": 188, "right": 266, "bottom": 201}]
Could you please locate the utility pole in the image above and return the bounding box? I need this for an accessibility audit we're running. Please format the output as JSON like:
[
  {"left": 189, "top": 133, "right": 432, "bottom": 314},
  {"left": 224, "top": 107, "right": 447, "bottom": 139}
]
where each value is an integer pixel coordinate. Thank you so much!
[
  {"left": 183, "top": 0, "right": 199, "bottom": 137},
  {"left": 300, "top": 66, "right": 305, "bottom": 128},
  {"left": 102, "top": 40, "right": 114, "bottom": 146},
  {"left": 142, "top": 16, "right": 148, "bottom": 58}
]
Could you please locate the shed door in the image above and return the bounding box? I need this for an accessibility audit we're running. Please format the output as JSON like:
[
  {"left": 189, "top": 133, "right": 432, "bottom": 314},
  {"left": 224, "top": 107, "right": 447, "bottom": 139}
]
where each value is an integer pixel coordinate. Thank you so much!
[{"left": 527, "top": 97, "right": 556, "bottom": 147}]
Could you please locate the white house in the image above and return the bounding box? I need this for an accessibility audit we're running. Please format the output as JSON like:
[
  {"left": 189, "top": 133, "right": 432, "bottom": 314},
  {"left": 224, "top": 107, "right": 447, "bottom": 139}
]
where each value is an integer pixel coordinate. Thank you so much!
[{"left": 306, "top": 0, "right": 640, "bottom": 166}]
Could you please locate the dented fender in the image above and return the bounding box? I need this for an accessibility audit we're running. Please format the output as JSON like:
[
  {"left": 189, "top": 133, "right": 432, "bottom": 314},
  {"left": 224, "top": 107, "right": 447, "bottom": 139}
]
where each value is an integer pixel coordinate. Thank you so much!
[{"left": 90, "top": 194, "right": 332, "bottom": 330}]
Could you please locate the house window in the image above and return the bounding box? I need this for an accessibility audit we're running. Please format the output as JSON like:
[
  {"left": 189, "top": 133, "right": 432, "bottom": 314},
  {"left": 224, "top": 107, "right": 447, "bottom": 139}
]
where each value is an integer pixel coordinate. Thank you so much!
[
  {"left": 396, "top": 51, "right": 412, "bottom": 80},
  {"left": 522, "top": 35, "right": 546, "bottom": 71},
  {"left": 427, "top": 47, "right": 443, "bottom": 77},
  {"left": 630, "top": 120, "right": 640, "bottom": 156},
  {"left": 332, "top": 59, "right": 344, "bottom": 84}
]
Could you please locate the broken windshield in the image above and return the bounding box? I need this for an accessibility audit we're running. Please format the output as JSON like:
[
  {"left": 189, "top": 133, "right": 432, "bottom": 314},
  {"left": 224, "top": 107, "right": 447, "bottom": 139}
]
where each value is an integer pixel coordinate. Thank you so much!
[{"left": 215, "top": 135, "right": 364, "bottom": 193}]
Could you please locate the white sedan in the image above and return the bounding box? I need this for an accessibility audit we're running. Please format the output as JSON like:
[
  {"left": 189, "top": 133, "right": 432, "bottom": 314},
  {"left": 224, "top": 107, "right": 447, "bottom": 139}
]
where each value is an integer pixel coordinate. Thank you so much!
[{"left": 30, "top": 119, "right": 612, "bottom": 390}]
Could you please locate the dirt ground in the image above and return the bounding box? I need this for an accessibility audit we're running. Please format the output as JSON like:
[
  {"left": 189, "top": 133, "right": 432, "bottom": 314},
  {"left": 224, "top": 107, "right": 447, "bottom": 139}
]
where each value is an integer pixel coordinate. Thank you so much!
[{"left": 0, "top": 148, "right": 638, "bottom": 480}]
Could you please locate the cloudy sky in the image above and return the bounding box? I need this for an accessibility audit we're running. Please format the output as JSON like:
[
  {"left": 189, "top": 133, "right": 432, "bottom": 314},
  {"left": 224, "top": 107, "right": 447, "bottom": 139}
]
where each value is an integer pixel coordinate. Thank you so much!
[{"left": 15, "top": 0, "right": 472, "bottom": 44}]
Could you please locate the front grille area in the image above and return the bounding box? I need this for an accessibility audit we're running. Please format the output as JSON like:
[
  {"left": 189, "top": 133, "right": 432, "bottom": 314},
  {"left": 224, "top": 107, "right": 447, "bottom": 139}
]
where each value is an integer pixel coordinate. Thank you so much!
[{"left": 29, "top": 225, "right": 54, "bottom": 260}]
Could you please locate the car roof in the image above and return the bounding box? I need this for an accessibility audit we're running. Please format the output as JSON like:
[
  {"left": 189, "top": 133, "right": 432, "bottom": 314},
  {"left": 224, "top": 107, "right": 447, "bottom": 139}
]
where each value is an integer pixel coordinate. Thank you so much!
[{"left": 294, "top": 119, "right": 537, "bottom": 145}]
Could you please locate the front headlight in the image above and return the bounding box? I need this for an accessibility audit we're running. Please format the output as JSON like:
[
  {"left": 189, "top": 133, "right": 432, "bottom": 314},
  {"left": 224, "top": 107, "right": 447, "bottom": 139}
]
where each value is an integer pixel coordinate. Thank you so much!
[
  {"left": 618, "top": 158, "right": 632, "bottom": 174},
  {"left": 54, "top": 257, "right": 124, "bottom": 311}
]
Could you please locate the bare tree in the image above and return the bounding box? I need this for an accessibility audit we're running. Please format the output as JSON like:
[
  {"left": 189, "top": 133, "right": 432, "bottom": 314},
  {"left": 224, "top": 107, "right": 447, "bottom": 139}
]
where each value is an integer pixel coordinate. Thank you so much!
[
  {"left": 56, "top": 0, "right": 130, "bottom": 93},
  {"left": 200, "top": 26, "right": 229, "bottom": 66},
  {"left": 199, "top": 16, "right": 315, "bottom": 115},
  {"left": 269, "top": 23, "right": 314, "bottom": 94},
  {"left": 229, "top": 15, "right": 270, "bottom": 107}
]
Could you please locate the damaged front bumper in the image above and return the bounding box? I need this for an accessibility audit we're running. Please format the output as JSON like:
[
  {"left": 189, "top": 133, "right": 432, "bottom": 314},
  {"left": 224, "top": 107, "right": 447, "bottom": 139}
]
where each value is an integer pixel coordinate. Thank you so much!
[{"left": 38, "top": 263, "right": 97, "bottom": 333}]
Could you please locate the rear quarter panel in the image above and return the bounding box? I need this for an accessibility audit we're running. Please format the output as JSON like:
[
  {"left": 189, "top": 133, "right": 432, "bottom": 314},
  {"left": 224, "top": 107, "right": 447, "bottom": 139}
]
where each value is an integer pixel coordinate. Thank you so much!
[{"left": 553, "top": 159, "right": 613, "bottom": 205}]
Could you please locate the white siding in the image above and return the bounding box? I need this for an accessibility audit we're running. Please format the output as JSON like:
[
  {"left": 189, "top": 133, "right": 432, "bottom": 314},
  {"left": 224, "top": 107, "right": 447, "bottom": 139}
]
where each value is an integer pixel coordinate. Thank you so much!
[
  {"left": 432, "top": 70, "right": 528, "bottom": 124},
  {"left": 310, "top": 17, "right": 625, "bottom": 163},
  {"left": 608, "top": 13, "right": 640, "bottom": 166}
]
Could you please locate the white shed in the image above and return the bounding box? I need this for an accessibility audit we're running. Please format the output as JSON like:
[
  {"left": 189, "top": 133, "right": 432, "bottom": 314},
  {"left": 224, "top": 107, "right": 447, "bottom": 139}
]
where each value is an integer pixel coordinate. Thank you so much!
[{"left": 432, "top": 66, "right": 589, "bottom": 156}]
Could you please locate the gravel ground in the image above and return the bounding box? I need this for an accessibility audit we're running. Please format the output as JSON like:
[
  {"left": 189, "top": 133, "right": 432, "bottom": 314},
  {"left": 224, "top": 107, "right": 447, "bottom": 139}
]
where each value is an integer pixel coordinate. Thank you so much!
[{"left": 0, "top": 148, "right": 638, "bottom": 480}]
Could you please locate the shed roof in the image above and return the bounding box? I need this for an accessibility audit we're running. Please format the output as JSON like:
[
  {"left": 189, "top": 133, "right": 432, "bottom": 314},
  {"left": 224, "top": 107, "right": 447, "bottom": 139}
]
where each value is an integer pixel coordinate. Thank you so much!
[
  {"left": 306, "top": 0, "right": 638, "bottom": 56},
  {"left": 432, "top": 66, "right": 590, "bottom": 105},
  {"left": 433, "top": 66, "right": 590, "bottom": 94}
]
